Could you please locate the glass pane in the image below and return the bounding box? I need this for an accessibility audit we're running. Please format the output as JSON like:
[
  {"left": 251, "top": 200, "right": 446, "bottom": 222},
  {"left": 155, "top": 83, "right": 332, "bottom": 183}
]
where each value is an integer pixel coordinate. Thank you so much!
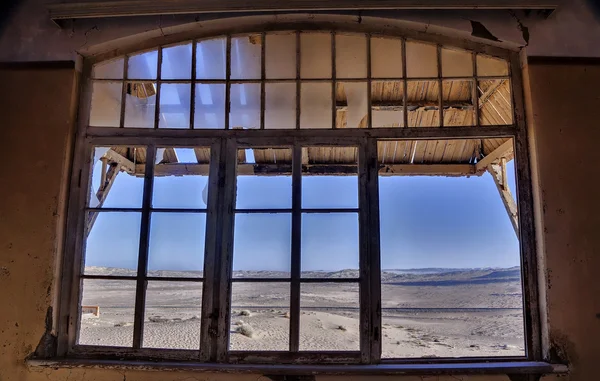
[
  {"left": 406, "top": 42, "right": 437, "bottom": 78},
  {"left": 265, "top": 82, "right": 296, "bottom": 129},
  {"left": 84, "top": 212, "right": 141, "bottom": 274},
  {"left": 230, "top": 282, "right": 290, "bottom": 351},
  {"left": 372, "top": 81, "right": 404, "bottom": 128},
  {"left": 379, "top": 138, "right": 524, "bottom": 358},
  {"left": 336, "top": 34, "right": 366, "bottom": 78},
  {"left": 196, "top": 38, "right": 227, "bottom": 79},
  {"left": 479, "top": 79, "right": 513, "bottom": 125},
  {"left": 301, "top": 33, "right": 331, "bottom": 79},
  {"left": 194, "top": 83, "right": 225, "bottom": 129},
  {"left": 143, "top": 281, "right": 202, "bottom": 349},
  {"left": 161, "top": 43, "right": 192, "bottom": 79},
  {"left": 336, "top": 82, "right": 368, "bottom": 128},
  {"left": 266, "top": 33, "right": 296, "bottom": 79},
  {"left": 128, "top": 50, "right": 158, "bottom": 79},
  {"left": 233, "top": 214, "right": 292, "bottom": 278},
  {"left": 407, "top": 81, "right": 439, "bottom": 127},
  {"left": 301, "top": 213, "right": 359, "bottom": 278},
  {"left": 237, "top": 147, "right": 292, "bottom": 209},
  {"left": 231, "top": 35, "right": 261, "bottom": 79},
  {"left": 300, "top": 82, "right": 331, "bottom": 129},
  {"left": 92, "top": 58, "right": 124, "bottom": 79},
  {"left": 300, "top": 283, "right": 360, "bottom": 351},
  {"left": 89, "top": 81, "right": 122, "bottom": 127},
  {"left": 159, "top": 84, "right": 191, "bottom": 129},
  {"left": 230, "top": 83, "right": 260, "bottom": 129},
  {"left": 371, "top": 37, "right": 403, "bottom": 78},
  {"left": 124, "top": 82, "right": 156, "bottom": 128},
  {"left": 442, "top": 48, "right": 473, "bottom": 77},
  {"left": 78, "top": 279, "right": 136, "bottom": 346},
  {"left": 154, "top": 147, "right": 210, "bottom": 209},
  {"left": 477, "top": 54, "right": 509, "bottom": 76},
  {"left": 148, "top": 213, "right": 206, "bottom": 277},
  {"left": 88, "top": 146, "right": 145, "bottom": 208},
  {"left": 443, "top": 80, "right": 475, "bottom": 126}
]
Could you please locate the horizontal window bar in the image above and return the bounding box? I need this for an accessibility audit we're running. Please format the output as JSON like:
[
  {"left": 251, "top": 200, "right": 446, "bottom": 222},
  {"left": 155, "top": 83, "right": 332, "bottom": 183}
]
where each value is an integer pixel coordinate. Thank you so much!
[
  {"left": 231, "top": 278, "right": 291, "bottom": 282},
  {"left": 301, "top": 208, "right": 359, "bottom": 213},
  {"left": 91, "top": 76, "right": 510, "bottom": 83},
  {"left": 235, "top": 208, "right": 292, "bottom": 214},
  {"left": 80, "top": 275, "right": 137, "bottom": 280},
  {"left": 151, "top": 208, "right": 207, "bottom": 213},
  {"left": 85, "top": 207, "right": 143, "bottom": 213},
  {"left": 80, "top": 274, "right": 205, "bottom": 282}
]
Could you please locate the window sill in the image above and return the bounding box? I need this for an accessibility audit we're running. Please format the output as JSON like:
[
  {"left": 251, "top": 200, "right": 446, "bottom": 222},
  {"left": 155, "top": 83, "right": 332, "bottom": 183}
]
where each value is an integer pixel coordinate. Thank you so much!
[{"left": 27, "top": 358, "right": 568, "bottom": 376}]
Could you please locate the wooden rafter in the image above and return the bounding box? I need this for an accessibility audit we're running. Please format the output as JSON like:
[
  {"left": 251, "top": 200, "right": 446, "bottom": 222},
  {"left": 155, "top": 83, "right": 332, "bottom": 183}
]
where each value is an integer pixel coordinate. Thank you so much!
[
  {"left": 488, "top": 158, "right": 519, "bottom": 237},
  {"left": 475, "top": 139, "right": 514, "bottom": 173},
  {"left": 86, "top": 162, "right": 120, "bottom": 234}
]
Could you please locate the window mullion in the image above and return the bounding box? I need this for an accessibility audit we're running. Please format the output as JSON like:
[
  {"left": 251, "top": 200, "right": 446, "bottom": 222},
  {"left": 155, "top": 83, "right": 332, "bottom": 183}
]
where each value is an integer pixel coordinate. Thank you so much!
[
  {"left": 358, "top": 138, "right": 382, "bottom": 363},
  {"left": 289, "top": 144, "right": 302, "bottom": 351}
]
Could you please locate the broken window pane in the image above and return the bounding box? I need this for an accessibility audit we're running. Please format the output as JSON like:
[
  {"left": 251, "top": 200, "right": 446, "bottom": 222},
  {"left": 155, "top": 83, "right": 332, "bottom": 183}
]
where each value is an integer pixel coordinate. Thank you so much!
[
  {"left": 78, "top": 279, "right": 136, "bottom": 347},
  {"left": 230, "top": 282, "right": 290, "bottom": 351},
  {"left": 336, "top": 82, "right": 368, "bottom": 128},
  {"left": 371, "top": 81, "right": 404, "bottom": 128},
  {"left": 89, "top": 81, "right": 122, "bottom": 127},
  {"left": 301, "top": 33, "right": 331, "bottom": 79},
  {"left": 406, "top": 80, "right": 440, "bottom": 127},
  {"left": 443, "top": 80, "right": 475, "bottom": 126},
  {"left": 371, "top": 37, "right": 403, "bottom": 78},
  {"left": 300, "top": 82, "right": 332, "bottom": 129},
  {"left": 265, "top": 82, "right": 296, "bottom": 129},
  {"left": 143, "top": 281, "right": 202, "bottom": 349},
  {"left": 479, "top": 79, "right": 513, "bottom": 125},
  {"left": 159, "top": 84, "right": 191, "bottom": 129},
  {"left": 128, "top": 50, "right": 158, "bottom": 79},
  {"left": 442, "top": 48, "right": 473, "bottom": 77},
  {"left": 92, "top": 58, "right": 124, "bottom": 79},
  {"left": 124, "top": 82, "right": 157, "bottom": 128},
  {"left": 196, "top": 38, "right": 226, "bottom": 79},
  {"left": 231, "top": 35, "right": 261, "bottom": 79},
  {"left": 266, "top": 33, "right": 296, "bottom": 79},
  {"left": 406, "top": 42, "right": 437, "bottom": 78},
  {"left": 229, "top": 83, "right": 260, "bottom": 129},
  {"left": 336, "top": 34, "right": 367, "bottom": 79},
  {"left": 477, "top": 54, "right": 509, "bottom": 76},
  {"left": 194, "top": 83, "right": 225, "bottom": 129},
  {"left": 161, "top": 43, "right": 192, "bottom": 80}
]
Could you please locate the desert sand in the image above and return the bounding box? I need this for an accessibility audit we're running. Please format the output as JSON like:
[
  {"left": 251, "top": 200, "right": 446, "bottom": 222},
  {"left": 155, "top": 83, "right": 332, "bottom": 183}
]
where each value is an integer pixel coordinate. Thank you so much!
[{"left": 79, "top": 267, "right": 525, "bottom": 358}]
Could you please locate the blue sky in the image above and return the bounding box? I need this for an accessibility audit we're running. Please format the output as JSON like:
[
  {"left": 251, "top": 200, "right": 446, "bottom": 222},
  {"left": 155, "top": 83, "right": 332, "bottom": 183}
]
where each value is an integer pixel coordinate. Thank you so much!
[{"left": 85, "top": 151, "right": 519, "bottom": 272}]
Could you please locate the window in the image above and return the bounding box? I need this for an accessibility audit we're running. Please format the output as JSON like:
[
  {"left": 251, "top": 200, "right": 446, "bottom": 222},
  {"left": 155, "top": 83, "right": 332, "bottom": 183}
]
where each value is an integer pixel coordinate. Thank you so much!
[{"left": 63, "top": 29, "right": 539, "bottom": 366}]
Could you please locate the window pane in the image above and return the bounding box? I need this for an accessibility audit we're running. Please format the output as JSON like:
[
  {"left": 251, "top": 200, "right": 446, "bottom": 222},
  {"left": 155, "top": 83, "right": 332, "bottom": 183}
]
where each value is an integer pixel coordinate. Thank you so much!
[
  {"left": 196, "top": 38, "right": 226, "bottom": 79},
  {"left": 84, "top": 212, "right": 141, "bottom": 274},
  {"left": 88, "top": 146, "right": 145, "bottom": 208},
  {"left": 159, "top": 84, "right": 191, "bottom": 129},
  {"left": 443, "top": 80, "right": 475, "bottom": 126},
  {"left": 153, "top": 147, "right": 210, "bottom": 209},
  {"left": 300, "top": 283, "right": 359, "bottom": 351},
  {"left": 230, "top": 282, "right": 290, "bottom": 351},
  {"left": 143, "top": 281, "right": 202, "bottom": 349},
  {"left": 265, "top": 82, "right": 296, "bottom": 129},
  {"left": 336, "top": 34, "right": 366, "bottom": 79},
  {"left": 78, "top": 279, "right": 136, "bottom": 347},
  {"left": 194, "top": 83, "right": 225, "bottom": 129},
  {"left": 89, "top": 81, "right": 122, "bottom": 127},
  {"left": 407, "top": 80, "right": 440, "bottom": 127},
  {"left": 233, "top": 214, "right": 291, "bottom": 278},
  {"left": 266, "top": 33, "right": 296, "bottom": 79},
  {"left": 148, "top": 213, "right": 206, "bottom": 277},
  {"left": 236, "top": 147, "right": 292, "bottom": 209},
  {"left": 92, "top": 58, "right": 124, "bottom": 79},
  {"left": 301, "top": 82, "right": 332, "bottom": 129},
  {"left": 371, "top": 37, "right": 403, "bottom": 78},
  {"left": 124, "top": 82, "right": 156, "bottom": 128},
  {"left": 161, "top": 43, "right": 192, "bottom": 79},
  {"left": 406, "top": 42, "right": 437, "bottom": 78},
  {"left": 378, "top": 138, "right": 524, "bottom": 358},
  {"left": 301, "top": 33, "right": 331, "bottom": 79},
  {"left": 301, "top": 213, "right": 359, "bottom": 278},
  {"left": 372, "top": 81, "right": 404, "bottom": 128},
  {"left": 477, "top": 54, "right": 509, "bottom": 76},
  {"left": 336, "top": 82, "right": 368, "bottom": 128},
  {"left": 231, "top": 35, "right": 261, "bottom": 79},
  {"left": 442, "top": 48, "right": 473, "bottom": 77},
  {"left": 230, "top": 83, "right": 260, "bottom": 129},
  {"left": 128, "top": 50, "right": 158, "bottom": 79},
  {"left": 479, "top": 79, "right": 513, "bottom": 125}
]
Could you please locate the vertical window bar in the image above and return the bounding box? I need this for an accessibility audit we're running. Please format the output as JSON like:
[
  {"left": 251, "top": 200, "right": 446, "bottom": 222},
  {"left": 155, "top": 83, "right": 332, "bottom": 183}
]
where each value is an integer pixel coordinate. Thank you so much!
[
  {"left": 119, "top": 55, "right": 129, "bottom": 128},
  {"left": 437, "top": 44, "right": 444, "bottom": 128},
  {"left": 260, "top": 32, "right": 266, "bottom": 129},
  {"left": 472, "top": 52, "right": 480, "bottom": 127},
  {"left": 296, "top": 31, "right": 301, "bottom": 130},
  {"left": 401, "top": 38, "right": 408, "bottom": 129},
  {"left": 154, "top": 47, "right": 163, "bottom": 129},
  {"left": 331, "top": 32, "right": 337, "bottom": 129},
  {"left": 366, "top": 34, "right": 372, "bottom": 129},
  {"left": 190, "top": 40, "right": 197, "bottom": 129},
  {"left": 289, "top": 144, "right": 302, "bottom": 351},
  {"left": 225, "top": 36, "right": 232, "bottom": 130},
  {"left": 132, "top": 145, "right": 156, "bottom": 349}
]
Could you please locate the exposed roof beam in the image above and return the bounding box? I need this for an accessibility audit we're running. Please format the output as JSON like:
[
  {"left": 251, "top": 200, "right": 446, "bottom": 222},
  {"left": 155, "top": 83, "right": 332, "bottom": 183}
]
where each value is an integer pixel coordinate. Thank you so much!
[
  {"left": 103, "top": 149, "right": 136, "bottom": 174},
  {"left": 141, "top": 162, "right": 478, "bottom": 177},
  {"left": 475, "top": 139, "right": 513, "bottom": 173},
  {"left": 488, "top": 158, "right": 519, "bottom": 236},
  {"left": 336, "top": 100, "right": 473, "bottom": 112},
  {"left": 49, "top": 0, "right": 557, "bottom": 23}
]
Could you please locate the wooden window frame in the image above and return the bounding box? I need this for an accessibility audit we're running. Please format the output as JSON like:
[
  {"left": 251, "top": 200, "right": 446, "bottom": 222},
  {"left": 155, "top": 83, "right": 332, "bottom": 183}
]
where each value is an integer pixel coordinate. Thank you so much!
[{"left": 55, "top": 29, "right": 541, "bottom": 367}]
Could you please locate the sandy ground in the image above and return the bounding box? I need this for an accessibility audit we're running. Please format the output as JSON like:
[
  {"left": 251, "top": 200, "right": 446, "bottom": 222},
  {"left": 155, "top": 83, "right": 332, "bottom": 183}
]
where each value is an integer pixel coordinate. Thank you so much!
[{"left": 79, "top": 267, "right": 525, "bottom": 358}]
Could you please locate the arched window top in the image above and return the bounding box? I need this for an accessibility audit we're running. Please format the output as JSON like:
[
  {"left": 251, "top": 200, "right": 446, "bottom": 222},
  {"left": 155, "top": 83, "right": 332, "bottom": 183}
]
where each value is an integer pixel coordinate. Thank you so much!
[{"left": 88, "top": 31, "right": 513, "bottom": 129}]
